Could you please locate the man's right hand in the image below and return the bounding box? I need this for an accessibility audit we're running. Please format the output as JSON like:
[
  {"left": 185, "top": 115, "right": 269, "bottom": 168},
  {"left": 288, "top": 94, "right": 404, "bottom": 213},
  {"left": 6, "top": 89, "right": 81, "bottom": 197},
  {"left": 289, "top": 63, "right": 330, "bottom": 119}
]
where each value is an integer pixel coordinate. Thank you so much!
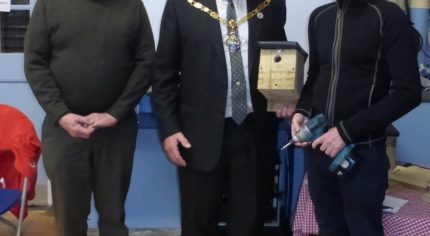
[
  {"left": 163, "top": 132, "right": 191, "bottom": 167},
  {"left": 276, "top": 104, "right": 296, "bottom": 119},
  {"left": 58, "top": 113, "right": 94, "bottom": 139},
  {"left": 291, "top": 113, "right": 310, "bottom": 147}
]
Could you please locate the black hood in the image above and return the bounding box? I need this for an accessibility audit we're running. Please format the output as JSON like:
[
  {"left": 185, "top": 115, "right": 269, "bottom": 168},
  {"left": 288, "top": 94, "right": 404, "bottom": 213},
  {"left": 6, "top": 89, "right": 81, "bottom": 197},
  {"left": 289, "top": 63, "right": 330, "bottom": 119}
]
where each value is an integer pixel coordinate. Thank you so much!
[{"left": 337, "top": 0, "right": 369, "bottom": 8}]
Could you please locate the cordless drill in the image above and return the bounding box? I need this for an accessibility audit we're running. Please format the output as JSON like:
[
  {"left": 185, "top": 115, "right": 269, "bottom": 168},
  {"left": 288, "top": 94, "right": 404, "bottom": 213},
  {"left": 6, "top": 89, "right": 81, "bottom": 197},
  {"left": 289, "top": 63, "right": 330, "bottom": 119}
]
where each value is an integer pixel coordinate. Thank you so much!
[
  {"left": 280, "top": 113, "right": 328, "bottom": 150},
  {"left": 281, "top": 113, "right": 356, "bottom": 175}
]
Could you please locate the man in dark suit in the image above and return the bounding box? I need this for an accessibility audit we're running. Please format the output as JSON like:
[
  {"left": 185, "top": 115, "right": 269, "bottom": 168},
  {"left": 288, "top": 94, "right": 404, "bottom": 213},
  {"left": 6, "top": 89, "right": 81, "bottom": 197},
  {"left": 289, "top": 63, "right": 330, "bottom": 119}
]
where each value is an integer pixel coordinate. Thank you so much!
[{"left": 152, "top": 0, "right": 289, "bottom": 235}]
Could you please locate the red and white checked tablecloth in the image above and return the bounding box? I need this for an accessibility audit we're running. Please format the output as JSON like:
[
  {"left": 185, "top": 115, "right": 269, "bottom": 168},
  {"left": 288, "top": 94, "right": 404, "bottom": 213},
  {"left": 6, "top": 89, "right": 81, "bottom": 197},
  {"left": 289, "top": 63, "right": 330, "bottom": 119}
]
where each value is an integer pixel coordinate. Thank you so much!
[{"left": 292, "top": 176, "right": 430, "bottom": 236}]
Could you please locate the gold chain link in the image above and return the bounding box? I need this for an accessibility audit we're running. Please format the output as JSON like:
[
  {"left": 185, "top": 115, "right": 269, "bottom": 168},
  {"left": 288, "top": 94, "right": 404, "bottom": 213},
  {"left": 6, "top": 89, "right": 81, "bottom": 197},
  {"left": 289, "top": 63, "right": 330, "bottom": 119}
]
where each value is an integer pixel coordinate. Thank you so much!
[{"left": 187, "top": 0, "right": 272, "bottom": 29}]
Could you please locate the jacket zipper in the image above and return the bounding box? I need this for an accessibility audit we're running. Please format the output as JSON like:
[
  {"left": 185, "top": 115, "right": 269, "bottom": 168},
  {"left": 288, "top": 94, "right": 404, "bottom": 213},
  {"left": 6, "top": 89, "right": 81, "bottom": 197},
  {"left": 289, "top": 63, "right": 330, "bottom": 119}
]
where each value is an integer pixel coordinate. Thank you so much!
[{"left": 326, "top": 0, "right": 349, "bottom": 126}]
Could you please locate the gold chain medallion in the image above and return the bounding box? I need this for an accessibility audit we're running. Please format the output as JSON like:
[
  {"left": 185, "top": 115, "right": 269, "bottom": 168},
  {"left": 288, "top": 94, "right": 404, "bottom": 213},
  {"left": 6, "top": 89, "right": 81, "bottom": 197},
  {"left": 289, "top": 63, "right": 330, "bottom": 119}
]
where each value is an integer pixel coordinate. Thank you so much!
[{"left": 187, "top": 0, "right": 272, "bottom": 53}]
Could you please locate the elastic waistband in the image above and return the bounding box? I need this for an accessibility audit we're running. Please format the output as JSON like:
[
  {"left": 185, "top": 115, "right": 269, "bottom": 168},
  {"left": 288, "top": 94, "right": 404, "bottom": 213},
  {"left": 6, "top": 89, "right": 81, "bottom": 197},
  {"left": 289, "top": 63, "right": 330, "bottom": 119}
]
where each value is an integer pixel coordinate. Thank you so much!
[{"left": 354, "top": 136, "right": 386, "bottom": 149}]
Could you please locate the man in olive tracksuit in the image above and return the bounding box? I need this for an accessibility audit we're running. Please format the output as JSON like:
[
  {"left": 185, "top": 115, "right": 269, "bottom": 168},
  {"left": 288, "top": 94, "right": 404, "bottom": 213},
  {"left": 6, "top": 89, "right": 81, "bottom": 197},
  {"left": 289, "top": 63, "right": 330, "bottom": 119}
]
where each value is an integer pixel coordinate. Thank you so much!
[{"left": 24, "top": 0, "right": 155, "bottom": 235}]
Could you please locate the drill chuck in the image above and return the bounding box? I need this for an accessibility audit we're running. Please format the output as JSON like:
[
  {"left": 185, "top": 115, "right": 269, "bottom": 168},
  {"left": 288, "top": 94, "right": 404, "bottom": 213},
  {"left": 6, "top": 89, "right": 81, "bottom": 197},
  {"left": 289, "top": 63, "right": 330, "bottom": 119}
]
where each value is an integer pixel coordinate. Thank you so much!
[
  {"left": 292, "top": 125, "right": 312, "bottom": 143},
  {"left": 280, "top": 113, "right": 328, "bottom": 150}
]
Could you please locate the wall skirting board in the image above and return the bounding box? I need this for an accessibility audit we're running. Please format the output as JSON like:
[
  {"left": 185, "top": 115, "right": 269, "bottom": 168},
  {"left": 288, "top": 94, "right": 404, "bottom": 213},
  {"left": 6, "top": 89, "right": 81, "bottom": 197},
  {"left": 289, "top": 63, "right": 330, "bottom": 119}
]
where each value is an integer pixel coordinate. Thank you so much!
[
  {"left": 28, "top": 182, "right": 52, "bottom": 206},
  {"left": 423, "top": 89, "right": 430, "bottom": 102},
  {"left": 87, "top": 229, "right": 181, "bottom": 236}
]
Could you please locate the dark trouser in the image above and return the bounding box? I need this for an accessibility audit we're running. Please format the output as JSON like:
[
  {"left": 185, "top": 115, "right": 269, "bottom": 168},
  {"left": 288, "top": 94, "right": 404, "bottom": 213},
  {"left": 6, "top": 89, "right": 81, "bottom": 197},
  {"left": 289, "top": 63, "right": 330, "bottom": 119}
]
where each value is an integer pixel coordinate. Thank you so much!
[
  {"left": 41, "top": 114, "right": 137, "bottom": 236},
  {"left": 179, "top": 115, "right": 271, "bottom": 236},
  {"left": 305, "top": 143, "right": 389, "bottom": 236}
]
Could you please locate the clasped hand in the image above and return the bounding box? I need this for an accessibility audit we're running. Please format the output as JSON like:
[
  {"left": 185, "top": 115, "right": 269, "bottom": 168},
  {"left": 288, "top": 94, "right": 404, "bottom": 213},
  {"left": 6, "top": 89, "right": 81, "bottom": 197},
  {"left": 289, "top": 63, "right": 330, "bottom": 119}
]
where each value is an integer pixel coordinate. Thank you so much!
[
  {"left": 58, "top": 112, "right": 118, "bottom": 139},
  {"left": 291, "top": 113, "right": 345, "bottom": 157}
]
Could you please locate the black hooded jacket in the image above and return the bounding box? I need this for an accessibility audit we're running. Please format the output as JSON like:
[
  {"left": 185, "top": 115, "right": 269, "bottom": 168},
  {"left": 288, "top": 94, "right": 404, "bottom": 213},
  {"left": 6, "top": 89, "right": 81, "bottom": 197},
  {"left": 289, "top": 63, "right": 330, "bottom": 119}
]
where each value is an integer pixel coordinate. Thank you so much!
[{"left": 295, "top": 0, "right": 422, "bottom": 146}]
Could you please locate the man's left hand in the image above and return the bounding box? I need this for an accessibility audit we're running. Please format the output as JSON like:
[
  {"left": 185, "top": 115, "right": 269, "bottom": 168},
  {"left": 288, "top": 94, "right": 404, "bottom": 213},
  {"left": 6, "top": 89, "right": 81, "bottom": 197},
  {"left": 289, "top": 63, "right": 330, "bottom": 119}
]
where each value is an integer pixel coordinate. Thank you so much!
[
  {"left": 312, "top": 127, "right": 345, "bottom": 157},
  {"left": 86, "top": 113, "right": 118, "bottom": 130}
]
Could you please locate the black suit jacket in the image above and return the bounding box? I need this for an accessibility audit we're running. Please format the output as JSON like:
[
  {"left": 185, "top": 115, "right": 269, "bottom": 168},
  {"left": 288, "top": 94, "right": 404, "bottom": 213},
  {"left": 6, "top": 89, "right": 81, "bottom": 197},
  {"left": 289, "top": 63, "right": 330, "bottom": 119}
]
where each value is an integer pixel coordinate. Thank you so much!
[{"left": 152, "top": 0, "right": 287, "bottom": 171}]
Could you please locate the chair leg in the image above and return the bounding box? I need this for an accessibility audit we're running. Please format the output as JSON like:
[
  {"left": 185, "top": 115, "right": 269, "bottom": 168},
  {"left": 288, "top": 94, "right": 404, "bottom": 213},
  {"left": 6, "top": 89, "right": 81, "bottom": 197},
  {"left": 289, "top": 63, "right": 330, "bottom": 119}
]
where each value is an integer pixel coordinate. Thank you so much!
[{"left": 16, "top": 177, "right": 28, "bottom": 236}]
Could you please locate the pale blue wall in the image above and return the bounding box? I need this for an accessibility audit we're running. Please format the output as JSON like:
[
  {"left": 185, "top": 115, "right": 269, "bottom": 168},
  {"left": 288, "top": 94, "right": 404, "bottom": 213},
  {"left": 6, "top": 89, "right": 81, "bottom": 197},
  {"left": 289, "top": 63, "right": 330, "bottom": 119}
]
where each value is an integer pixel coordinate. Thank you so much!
[{"left": 395, "top": 104, "right": 430, "bottom": 167}]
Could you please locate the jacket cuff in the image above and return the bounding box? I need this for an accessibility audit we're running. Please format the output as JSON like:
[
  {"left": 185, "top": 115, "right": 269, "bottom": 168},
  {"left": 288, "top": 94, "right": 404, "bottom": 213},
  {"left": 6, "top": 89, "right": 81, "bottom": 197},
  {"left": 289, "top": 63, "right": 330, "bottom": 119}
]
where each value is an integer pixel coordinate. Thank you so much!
[
  {"left": 159, "top": 124, "right": 181, "bottom": 140},
  {"left": 107, "top": 106, "right": 131, "bottom": 123},
  {"left": 336, "top": 121, "right": 353, "bottom": 145},
  {"left": 293, "top": 108, "right": 312, "bottom": 118},
  {"left": 52, "top": 106, "right": 71, "bottom": 125}
]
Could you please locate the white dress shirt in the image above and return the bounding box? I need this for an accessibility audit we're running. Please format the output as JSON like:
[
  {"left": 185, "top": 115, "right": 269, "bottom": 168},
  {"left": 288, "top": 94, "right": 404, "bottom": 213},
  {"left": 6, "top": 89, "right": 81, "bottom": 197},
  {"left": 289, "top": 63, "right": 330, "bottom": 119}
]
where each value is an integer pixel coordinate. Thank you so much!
[{"left": 215, "top": 0, "right": 254, "bottom": 118}]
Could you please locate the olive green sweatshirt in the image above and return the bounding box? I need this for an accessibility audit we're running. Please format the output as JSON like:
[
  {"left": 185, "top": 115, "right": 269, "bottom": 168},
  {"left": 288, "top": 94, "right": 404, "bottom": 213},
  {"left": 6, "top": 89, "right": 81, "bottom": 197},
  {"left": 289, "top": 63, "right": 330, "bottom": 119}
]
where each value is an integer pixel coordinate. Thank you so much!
[{"left": 24, "top": 0, "right": 155, "bottom": 122}]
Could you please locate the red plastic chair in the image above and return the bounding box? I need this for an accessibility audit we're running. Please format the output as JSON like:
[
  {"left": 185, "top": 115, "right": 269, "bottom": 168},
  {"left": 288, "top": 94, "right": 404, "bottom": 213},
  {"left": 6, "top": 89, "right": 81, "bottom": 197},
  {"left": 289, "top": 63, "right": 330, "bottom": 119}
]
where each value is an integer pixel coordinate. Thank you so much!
[{"left": 0, "top": 104, "right": 41, "bottom": 235}]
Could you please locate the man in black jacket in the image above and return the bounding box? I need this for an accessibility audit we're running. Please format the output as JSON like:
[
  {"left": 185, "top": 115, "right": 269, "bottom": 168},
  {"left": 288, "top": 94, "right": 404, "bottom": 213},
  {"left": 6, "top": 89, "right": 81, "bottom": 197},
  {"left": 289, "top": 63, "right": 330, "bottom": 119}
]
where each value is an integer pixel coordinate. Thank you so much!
[
  {"left": 24, "top": 0, "right": 155, "bottom": 235},
  {"left": 152, "top": 0, "right": 290, "bottom": 235},
  {"left": 292, "top": 0, "right": 422, "bottom": 235}
]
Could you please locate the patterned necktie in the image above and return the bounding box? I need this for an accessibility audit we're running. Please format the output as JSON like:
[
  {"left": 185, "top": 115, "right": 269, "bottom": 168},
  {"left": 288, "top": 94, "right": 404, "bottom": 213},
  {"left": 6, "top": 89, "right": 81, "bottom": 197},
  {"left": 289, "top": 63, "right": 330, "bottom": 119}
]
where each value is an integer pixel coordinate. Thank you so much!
[{"left": 227, "top": 0, "right": 248, "bottom": 125}]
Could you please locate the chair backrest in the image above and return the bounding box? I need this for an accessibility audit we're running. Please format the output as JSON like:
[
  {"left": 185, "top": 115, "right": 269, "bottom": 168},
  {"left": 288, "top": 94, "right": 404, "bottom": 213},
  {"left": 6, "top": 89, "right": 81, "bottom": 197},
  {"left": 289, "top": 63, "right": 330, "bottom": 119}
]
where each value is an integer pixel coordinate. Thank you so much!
[{"left": 0, "top": 104, "right": 41, "bottom": 177}]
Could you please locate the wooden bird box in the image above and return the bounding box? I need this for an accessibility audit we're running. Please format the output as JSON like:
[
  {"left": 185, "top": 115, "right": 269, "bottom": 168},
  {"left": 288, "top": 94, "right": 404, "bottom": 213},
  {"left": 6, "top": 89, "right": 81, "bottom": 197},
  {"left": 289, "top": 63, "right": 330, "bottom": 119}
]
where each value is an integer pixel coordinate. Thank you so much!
[{"left": 257, "top": 41, "right": 308, "bottom": 112}]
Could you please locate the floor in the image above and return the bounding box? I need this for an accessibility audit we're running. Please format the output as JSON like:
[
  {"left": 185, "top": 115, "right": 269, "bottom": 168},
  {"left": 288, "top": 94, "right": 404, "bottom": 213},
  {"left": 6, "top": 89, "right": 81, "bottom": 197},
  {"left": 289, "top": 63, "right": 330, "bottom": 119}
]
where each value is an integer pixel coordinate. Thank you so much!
[
  {"left": 0, "top": 209, "right": 57, "bottom": 236},
  {"left": 0, "top": 209, "right": 291, "bottom": 236}
]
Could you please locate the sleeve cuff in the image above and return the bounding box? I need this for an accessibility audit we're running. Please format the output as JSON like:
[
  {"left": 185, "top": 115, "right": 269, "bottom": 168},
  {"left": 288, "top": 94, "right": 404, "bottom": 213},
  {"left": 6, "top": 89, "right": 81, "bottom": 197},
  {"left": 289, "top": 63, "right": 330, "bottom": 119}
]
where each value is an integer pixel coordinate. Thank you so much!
[
  {"left": 52, "top": 107, "right": 71, "bottom": 125},
  {"left": 159, "top": 124, "right": 181, "bottom": 140},
  {"left": 336, "top": 121, "right": 353, "bottom": 145},
  {"left": 107, "top": 106, "right": 131, "bottom": 123},
  {"left": 293, "top": 108, "right": 312, "bottom": 118}
]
